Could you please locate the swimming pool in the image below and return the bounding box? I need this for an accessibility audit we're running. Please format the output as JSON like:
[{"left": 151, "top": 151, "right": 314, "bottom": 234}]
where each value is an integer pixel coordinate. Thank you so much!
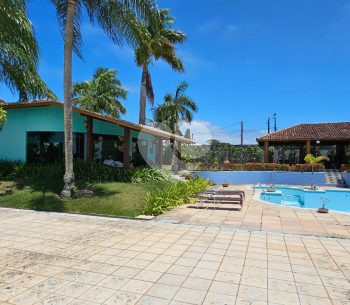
[{"left": 254, "top": 186, "right": 350, "bottom": 213}]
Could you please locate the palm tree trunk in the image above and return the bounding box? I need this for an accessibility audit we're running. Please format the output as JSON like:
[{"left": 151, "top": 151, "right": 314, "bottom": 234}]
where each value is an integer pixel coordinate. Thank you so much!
[
  {"left": 138, "top": 64, "right": 147, "bottom": 125},
  {"left": 61, "top": 0, "right": 76, "bottom": 198}
]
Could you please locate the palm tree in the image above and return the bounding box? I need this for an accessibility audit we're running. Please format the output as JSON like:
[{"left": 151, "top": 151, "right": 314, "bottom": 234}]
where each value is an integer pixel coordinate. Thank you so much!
[
  {"left": 134, "top": 8, "right": 186, "bottom": 125},
  {"left": 0, "top": 0, "right": 55, "bottom": 100},
  {"left": 304, "top": 154, "right": 329, "bottom": 189},
  {"left": 50, "top": 0, "right": 156, "bottom": 198},
  {"left": 154, "top": 81, "right": 198, "bottom": 171},
  {"left": 73, "top": 67, "right": 127, "bottom": 118}
]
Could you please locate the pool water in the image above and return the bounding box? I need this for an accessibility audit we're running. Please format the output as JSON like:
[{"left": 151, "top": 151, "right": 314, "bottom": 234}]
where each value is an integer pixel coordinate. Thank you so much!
[{"left": 254, "top": 186, "right": 350, "bottom": 213}]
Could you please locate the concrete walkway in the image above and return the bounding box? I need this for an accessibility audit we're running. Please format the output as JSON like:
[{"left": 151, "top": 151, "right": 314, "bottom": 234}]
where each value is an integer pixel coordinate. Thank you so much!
[
  {"left": 156, "top": 185, "right": 350, "bottom": 238},
  {"left": 0, "top": 208, "right": 350, "bottom": 305}
]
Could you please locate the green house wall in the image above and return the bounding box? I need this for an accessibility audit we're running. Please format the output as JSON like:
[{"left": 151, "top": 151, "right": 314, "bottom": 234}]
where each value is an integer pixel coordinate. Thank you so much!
[{"left": 0, "top": 105, "right": 156, "bottom": 163}]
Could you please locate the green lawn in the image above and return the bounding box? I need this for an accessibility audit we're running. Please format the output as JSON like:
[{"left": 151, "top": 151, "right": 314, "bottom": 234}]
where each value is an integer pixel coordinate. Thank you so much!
[{"left": 0, "top": 179, "right": 171, "bottom": 217}]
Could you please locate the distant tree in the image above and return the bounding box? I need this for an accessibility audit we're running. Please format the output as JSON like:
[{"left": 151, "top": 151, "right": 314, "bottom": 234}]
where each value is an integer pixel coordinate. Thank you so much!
[
  {"left": 184, "top": 128, "right": 191, "bottom": 139},
  {"left": 154, "top": 82, "right": 197, "bottom": 134},
  {"left": 134, "top": 8, "right": 186, "bottom": 124},
  {"left": 73, "top": 67, "right": 127, "bottom": 118},
  {"left": 154, "top": 81, "right": 198, "bottom": 170},
  {"left": 0, "top": 0, "right": 55, "bottom": 100}
]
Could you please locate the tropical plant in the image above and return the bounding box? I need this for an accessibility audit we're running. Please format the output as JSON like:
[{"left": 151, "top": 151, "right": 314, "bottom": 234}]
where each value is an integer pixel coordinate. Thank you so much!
[
  {"left": 0, "top": 107, "right": 6, "bottom": 129},
  {"left": 0, "top": 0, "right": 55, "bottom": 101},
  {"left": 304, "top": 154, "right": 329, "bottom": 189},
  {"left": 0, "top": 159, "right": 166, "bottom": 183},
  {"left": 73, "top": 67, "right": 127, "bottom": 118},
  {"left": 154, "top": 81, "right": 198, "bottom": 170},
  {"left": 154, "top": 82, "right": 197, "bottom": 133},
  {"left": 134, "top": 8, "right": 186, "bottom": 125},
  {"left": 143, "top": 177, "right": 210, "bottom": 215},
  {"left": 50, "top": 0, "right": 157, "bottom": 197}
]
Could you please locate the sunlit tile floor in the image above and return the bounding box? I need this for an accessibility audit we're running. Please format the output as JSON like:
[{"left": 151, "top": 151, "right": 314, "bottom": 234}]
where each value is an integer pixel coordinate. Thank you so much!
[
  {"left": 156, "top": 185, "right": 350, "bottom": 238},
  {"left": 0, "top": 208, "right": 349, "bottom": 305}
]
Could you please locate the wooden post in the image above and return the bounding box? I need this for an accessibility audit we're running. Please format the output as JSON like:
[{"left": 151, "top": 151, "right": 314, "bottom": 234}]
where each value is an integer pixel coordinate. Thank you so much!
[
  {"left": 264, "top": 141, "right": 270, "bottom": 163},
  {"left": 86, "top": 117, "right": 93, "bottom": 161},
  {"left": 306, "top": 140, "right": 311, "bottom": 155},
  {"left": 155, "top": 138, "right": 163, "bottom": 167},
  {"left": 123, "top": 127, "right": 130, "bottom": 169},
  {"left": 298, "top": 144, "right": 304, "bottom": 163}
]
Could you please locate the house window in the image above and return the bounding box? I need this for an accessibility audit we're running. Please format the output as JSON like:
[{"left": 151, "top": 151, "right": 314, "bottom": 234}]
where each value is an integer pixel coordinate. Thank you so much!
[
  {"left": 27, "top": 132, "right": 84, "bottom": 163},
  {"left": 93, "top": 134, "right": 124, "bottom": 162},
  {"left": 132, "top": 138, "right": 148, "bottom": 166}
]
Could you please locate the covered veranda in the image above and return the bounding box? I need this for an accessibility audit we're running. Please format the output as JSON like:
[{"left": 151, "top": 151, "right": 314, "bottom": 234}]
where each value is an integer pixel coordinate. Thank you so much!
[
  {"left": 257, "top": 122, "right": 350, "bottom": 168},
  {"left": 2, "top": 101, "right": 194, "bottom": 168}
]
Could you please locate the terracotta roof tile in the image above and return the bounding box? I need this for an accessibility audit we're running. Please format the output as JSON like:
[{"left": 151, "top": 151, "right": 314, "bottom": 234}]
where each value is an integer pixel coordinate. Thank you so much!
[{"left": 257, "top": 122, "right": 350, "bottom": 142}]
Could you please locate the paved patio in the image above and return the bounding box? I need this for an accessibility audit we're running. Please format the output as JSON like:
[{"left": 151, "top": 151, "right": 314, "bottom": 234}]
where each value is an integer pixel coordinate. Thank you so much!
[
  {"left": 156, "top": 185, "right": 350, "bottom": 238},
  {"left": 0, "top": 208, "right": 350, "bottom": 305}
]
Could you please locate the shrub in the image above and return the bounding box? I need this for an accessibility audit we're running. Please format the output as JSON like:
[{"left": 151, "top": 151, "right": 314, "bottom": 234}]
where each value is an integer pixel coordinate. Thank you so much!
[
  {"left": 0, "top": 107, "right": 6, "bottom": 129},
  {"left": 143, "top": 177, "right": 210, "bottom": 216},
  {"left": 186, "top": 162, "right": 325, "bottom": 172},
  {"left": 0, "top": 159, "right": 166, "bottom": 183}
]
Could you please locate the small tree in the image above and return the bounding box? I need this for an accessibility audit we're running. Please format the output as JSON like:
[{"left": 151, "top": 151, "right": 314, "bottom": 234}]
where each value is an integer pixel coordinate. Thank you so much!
[
  {"left": 0, "top": 107, "right": 6, "bottom": 129},
  {"left": 304, "top": 154, "right": 329, "bottom": 189}
]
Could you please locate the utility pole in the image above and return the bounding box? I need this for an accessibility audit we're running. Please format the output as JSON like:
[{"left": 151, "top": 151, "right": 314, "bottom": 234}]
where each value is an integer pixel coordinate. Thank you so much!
[
  {"left": 267, "top": 117, "right": 270, "bottom": 134},
  {"left": 273, "top": 113, "right": 277, "bottom": 132},
  {"left": 240, "top": 121, "right": 244, "bottom": 146}
]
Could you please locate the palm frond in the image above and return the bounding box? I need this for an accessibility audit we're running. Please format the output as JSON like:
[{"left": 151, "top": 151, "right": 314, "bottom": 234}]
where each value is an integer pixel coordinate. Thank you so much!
[
  {"left": 72, "top": 66, "right": 127, "bottom": 118},
  {"left": 0, "top": 0, "right": 56, "bottom": 100},
  {"left": 175, "top": 81, "right": 188, "bottom": 98}
]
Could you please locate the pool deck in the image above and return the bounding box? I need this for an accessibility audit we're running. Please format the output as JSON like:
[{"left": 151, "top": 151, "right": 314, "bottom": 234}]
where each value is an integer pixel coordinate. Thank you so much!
[
  {"left": 156, "top": 185, "right": 350, "bottom": 239},
  {"left": 1, "top": 208, "right": 350, "bottom": 305}
]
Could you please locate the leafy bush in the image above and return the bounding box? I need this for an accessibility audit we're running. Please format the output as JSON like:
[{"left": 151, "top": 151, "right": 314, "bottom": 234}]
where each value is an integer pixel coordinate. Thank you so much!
[
  {"left": 186, "top": 162, "right": 325, "bottom": 172},
  {"left": 0, "top": 107, "right": 6, "bottom": 129},
  {"left": 0, "top": 159, "right": 166, "bottom": 183},
  {"left": 143, "top": 177, "right": 210, "bottom": 216}
]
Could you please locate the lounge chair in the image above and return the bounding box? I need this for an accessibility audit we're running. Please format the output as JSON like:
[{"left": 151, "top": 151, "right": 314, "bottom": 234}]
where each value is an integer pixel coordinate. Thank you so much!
[{"left": 196, "top": 193, "right": 243, "bottom": 210}]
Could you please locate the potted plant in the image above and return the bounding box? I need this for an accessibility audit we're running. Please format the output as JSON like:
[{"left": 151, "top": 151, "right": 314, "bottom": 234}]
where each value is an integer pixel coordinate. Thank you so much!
[
  {"left": 304, "top": 154, "right": 329, "bottom": 190},
  {"left": 222, "top": 181, "right": 229, "bottom": 187},
  {"left": 317, "top": 202, "right": 329, "bottom": 214}
]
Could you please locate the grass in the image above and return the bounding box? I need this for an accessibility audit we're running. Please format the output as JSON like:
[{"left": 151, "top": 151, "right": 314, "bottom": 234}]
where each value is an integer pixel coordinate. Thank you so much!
[{"left": 0, "top": 178, "right": 172, "bottom": 217}]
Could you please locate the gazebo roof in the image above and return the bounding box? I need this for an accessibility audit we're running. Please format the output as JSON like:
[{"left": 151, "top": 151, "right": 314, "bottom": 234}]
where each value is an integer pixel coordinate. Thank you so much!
[{"left": 257, "top": 122, "right": 350, "bottom": 143}]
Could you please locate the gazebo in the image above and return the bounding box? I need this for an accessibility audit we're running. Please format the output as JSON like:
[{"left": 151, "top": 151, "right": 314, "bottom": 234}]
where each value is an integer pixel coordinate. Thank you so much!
[{"left": 257, "top": 122, "right": 350, "bottom": 168}]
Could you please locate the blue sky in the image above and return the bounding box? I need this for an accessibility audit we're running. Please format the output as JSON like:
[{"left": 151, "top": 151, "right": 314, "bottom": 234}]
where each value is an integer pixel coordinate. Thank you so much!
[{"left": 1, "top": 0, "right": 350, "bottom": 143}]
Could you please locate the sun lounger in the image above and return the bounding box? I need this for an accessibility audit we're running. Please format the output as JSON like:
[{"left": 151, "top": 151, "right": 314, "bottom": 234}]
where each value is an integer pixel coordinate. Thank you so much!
[{"left": 196, "top": 193, "right": 243, "bottom": 209}]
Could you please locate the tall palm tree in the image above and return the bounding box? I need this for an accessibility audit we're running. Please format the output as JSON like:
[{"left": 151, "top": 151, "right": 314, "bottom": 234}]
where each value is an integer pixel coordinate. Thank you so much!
[
  {"left": 50, "top": 0, "right": 156, "bottom": 198},
  {"left": 0, "top": 0, "right": 55, "bottom": 100},
  {"left": 154, "top": 81, "right": 198, "bottom": 171},
  {"left": 73, "top": 67, "right": 127, "bottom": 118},
  {"left": 134, "top": 8, "right": 186, "bottom": 125}
]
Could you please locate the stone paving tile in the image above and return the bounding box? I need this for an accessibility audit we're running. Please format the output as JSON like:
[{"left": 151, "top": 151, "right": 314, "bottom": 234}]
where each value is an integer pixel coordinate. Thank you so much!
[
  {"left": 156, "top": 185, "right": 350, "bottom": 238},
  {"left": 0, "top": 208, "right": 350, "bottom": 305}
]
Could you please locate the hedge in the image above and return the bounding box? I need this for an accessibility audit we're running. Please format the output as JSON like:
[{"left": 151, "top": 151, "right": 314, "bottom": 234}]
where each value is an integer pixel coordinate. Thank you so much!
[
  {"left": 186, "top": 162, "right": 325, "bottom": 172},
  {"left": 0, "top": 159, "right": 166, "bottom": 183},
  {"left": 143, "top": 177, "right": 210, "bottom": 216}
]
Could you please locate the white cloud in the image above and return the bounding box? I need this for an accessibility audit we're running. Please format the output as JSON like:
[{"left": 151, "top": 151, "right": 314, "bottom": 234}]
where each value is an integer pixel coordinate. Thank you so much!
[{"left": 180, "top": 120, "right": 266, "bottom": 145}]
